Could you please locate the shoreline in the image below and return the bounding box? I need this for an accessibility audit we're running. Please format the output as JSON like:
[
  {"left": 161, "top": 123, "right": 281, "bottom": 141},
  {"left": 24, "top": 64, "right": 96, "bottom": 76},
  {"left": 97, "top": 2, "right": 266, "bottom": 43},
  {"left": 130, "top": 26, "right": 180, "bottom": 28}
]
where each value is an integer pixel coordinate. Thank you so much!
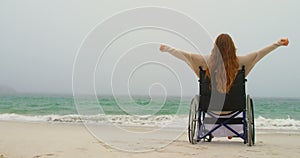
[
  {"left": 1, "top": 121, "right": 300, "bottom": 158},
  {"left": 0, "top": 113, "right": 299, "bottom": 132}
]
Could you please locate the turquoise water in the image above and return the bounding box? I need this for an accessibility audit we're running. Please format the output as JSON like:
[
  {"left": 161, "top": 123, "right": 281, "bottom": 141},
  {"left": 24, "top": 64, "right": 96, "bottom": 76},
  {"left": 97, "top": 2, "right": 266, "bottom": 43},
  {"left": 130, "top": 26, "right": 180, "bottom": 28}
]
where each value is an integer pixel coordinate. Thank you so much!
[
  {"left": 0, "top": 95, "right": 299, "bottom": 129},
  {"left": 0, "top": 95, "right": 76, "bottom": 115},
  {"left": 0, "top": 95, "right": 299, "bottom": 119},
  {"left": 0, "top": 95, "right": 189, "bottom": 116},
  {"left": 253, "top": 97, "right": 300, "bottom": 120}
]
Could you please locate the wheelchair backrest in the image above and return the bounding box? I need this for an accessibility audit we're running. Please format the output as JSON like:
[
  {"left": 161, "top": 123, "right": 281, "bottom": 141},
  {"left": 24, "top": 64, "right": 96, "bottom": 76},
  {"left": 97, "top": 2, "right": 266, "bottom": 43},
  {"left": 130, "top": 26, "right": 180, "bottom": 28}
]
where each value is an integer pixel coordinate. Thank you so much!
[{"left": 199, "top": 66, "right": 246, "bottom": 111}]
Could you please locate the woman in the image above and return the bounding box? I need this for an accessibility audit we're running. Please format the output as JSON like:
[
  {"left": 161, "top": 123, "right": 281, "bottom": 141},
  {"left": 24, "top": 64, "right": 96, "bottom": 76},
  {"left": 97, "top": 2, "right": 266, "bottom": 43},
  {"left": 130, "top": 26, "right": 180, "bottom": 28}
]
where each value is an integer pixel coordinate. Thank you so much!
[
  {"left": 160, "top": 34, "right": 289, "bottom": 139},
  {"left": 160, "top": 34, "right": 289, "bottom": 93}
]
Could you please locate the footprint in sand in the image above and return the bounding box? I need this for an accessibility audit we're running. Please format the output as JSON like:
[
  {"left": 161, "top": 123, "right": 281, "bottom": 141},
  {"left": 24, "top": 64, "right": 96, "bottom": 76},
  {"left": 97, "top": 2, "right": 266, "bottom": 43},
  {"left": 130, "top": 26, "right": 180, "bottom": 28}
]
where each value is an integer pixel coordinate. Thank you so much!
[
  {"left": 1, "top": 154, "right": 7, "bottom": 158},
  {"left": 76, "top": 147, "right": 88, "bottom": 151},
  {"left": 33, "top": 153, "right": 56, "bottom": 158}
]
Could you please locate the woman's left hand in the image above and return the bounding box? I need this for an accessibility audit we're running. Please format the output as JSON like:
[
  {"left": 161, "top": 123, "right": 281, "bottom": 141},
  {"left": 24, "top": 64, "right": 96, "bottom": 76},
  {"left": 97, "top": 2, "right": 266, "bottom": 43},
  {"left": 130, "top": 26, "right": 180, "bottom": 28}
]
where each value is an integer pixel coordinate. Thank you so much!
[{"left": 279, "top": 38, "right": 289, "bottom": 46}]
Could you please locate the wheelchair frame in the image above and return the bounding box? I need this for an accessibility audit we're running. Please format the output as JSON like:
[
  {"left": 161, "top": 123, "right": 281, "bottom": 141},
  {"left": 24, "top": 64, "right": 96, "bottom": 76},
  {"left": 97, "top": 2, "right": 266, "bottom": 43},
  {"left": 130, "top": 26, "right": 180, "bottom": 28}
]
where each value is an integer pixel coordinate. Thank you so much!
[{"left": 188, "top": 66, "right": 255, "bottom": 146}]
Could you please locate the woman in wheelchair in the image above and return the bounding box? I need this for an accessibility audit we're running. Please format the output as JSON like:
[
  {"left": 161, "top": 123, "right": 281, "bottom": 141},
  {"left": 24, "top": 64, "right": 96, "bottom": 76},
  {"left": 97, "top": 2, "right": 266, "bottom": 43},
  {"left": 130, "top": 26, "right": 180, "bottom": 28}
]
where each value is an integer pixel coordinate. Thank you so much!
[
  {"left": 159, "top": 34, "right": 289, "bottom": 145},
  {"left": 160, "top": 34, "right": 288, "bottom": 80}
]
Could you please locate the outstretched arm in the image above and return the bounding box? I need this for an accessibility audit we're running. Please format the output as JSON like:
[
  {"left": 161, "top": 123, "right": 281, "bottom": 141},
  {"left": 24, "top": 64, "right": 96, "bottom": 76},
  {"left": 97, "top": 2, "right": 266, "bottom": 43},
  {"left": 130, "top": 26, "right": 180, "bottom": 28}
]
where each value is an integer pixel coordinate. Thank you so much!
[
  {"left": 160, "top": 44, "right": 207, "bottom": 77},
  {"left": 240, "top": 38, "right": 289, "bottom": 76}
]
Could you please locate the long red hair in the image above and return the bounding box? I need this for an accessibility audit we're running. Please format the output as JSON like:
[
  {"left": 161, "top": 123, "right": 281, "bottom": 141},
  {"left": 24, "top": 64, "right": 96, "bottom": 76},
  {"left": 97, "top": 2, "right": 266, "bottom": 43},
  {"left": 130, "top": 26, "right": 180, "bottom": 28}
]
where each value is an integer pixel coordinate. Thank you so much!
[{"left": 206, "top": 34, "right": 239, "bottom": 93}]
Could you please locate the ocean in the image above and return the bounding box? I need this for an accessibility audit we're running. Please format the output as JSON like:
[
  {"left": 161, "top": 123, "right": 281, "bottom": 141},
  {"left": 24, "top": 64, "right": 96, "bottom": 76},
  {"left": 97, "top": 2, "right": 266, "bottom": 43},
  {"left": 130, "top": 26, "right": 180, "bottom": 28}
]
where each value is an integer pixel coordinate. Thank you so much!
[{"left": 0, "top": 95, "right": 299, "bottom": 131}]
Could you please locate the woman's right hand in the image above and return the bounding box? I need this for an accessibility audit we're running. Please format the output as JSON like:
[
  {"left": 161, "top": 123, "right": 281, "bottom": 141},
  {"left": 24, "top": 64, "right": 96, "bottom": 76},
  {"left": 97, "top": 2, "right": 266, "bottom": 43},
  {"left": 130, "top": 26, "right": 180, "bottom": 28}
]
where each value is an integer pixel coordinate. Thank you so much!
[
  {"left": 159, "top": 44, "right": 167, "bottom": 52},
  {"left": 279, "top": 38, "right": 289, "bottom": 46}
]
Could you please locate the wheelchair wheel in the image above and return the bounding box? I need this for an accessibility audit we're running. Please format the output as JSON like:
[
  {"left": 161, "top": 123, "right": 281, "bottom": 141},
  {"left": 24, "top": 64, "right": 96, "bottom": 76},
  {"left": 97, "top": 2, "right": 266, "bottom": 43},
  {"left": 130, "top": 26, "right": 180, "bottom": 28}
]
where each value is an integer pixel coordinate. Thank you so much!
[
  {"left": 247, "top": 95, "right": 254, "bottom": 146},
  {"left": 201, "top": 129, "right": 213, "bottom": 142},
  {"left": 250, "top": 98, "right": 255, "bottom": 144},
  {"left": 188, "top": 96, "right": 199, "bottom": 144}
]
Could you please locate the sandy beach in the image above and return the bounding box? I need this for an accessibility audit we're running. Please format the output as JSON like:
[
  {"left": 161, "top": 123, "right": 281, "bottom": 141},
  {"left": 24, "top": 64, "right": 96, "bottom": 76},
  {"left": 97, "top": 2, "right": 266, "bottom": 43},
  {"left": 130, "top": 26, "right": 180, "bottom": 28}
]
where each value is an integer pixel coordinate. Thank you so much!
[{"left": 0, "top": 121, "right": 299, "bottom": 158}]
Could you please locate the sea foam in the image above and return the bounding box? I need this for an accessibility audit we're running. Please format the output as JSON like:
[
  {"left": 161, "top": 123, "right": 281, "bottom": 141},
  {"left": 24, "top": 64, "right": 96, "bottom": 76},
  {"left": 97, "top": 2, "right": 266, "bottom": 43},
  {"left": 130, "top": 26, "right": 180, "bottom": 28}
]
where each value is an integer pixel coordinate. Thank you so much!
[{"left": 0, "top": 113, "right": 299, "bottom": 131}]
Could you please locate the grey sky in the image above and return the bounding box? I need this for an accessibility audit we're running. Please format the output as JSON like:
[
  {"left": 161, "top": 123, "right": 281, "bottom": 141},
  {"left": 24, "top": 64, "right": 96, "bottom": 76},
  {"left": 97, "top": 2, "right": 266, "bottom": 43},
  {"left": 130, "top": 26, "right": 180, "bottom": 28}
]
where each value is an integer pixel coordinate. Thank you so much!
[{"left": 0, "top": 0, "right": 299, "bottom": 97}]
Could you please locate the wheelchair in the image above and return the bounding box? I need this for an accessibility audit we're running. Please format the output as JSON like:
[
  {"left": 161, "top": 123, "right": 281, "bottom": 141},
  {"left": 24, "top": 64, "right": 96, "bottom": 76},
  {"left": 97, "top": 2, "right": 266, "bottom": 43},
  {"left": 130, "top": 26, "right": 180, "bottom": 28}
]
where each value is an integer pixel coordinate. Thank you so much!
[{"left": 188, "top": 66, "right": 255, "bottom": 146}]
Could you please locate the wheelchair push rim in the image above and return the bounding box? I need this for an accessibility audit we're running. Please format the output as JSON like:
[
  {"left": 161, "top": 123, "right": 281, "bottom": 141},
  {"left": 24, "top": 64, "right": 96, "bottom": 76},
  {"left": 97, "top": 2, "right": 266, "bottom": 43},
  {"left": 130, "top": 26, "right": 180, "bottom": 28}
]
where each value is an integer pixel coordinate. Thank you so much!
[{"left": 247, "top": 95, "right": 255, "bottom": 146}]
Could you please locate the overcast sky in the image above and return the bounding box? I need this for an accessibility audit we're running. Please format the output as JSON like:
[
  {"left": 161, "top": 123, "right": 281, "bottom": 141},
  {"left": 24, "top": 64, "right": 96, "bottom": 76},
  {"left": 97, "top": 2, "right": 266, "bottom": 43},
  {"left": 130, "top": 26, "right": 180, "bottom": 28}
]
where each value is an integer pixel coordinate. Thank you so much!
[{"left": 0, "top": 0, "right": 299, "bottom": 97}]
